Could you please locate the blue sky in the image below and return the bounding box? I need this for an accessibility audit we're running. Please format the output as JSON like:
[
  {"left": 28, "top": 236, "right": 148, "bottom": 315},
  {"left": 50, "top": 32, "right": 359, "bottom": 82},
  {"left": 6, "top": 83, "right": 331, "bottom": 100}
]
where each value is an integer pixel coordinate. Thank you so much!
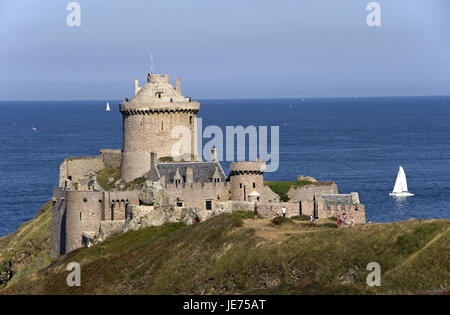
[{"left": 0, "top": 0, "right": 449, "bottom": 100}]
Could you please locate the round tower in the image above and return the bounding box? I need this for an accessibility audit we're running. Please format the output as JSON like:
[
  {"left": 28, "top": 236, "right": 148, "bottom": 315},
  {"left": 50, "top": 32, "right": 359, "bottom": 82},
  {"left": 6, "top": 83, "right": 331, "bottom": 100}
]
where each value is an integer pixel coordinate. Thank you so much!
[
  {"left": 229, "top": 160, "right": 266, "bottom": 201},
  {"left": 120, "top": 74, "right": 200, "bottom": 181}
]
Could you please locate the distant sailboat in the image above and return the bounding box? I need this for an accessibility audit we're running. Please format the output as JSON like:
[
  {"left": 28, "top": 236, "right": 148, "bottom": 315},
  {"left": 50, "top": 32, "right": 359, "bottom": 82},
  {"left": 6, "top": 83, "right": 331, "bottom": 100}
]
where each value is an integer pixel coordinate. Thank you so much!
[
  {"left": 32, "top": 127, "right": 37, "bottom": 131},
  {"left": 389, "top": 166, "right": 414, "bottom": 197},
  {"left": 106, "top": 101, "right": 111, "bottom": 111}
]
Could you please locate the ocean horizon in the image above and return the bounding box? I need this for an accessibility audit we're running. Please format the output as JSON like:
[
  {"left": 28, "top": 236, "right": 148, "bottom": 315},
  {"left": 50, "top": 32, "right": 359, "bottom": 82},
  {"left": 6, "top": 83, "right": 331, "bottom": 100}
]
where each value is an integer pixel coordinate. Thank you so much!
[{"left": 1, "top": 95, "right": 449, "bottom": 237}]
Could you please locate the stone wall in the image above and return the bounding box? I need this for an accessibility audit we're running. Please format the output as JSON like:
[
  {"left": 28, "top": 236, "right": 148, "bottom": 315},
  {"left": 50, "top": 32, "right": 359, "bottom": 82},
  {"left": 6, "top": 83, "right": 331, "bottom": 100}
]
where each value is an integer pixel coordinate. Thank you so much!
[
  {"left": 64, "top": 190, "right": 103, "bottom": 253},
  {"left": 59, "top": 156, "right": 105, "bottom": 190},
  {"left": 164, "top": 181, "right": 230, "bottom": 210},
  {"left": 300, "top": 198, "right": 366, "bottom": 224},
  {"left": 56, "top": 189, "right": 140, "bottom": 256},
  {"left": 259, "top": 186, "right": 280, "bottom": 203},
  {"left": 121, "top": 110, "right": 198, "bottom": 181},
  {"left": 50, "top": 187, "right": 67, "bottom": 259},
  {"left": 100, "top": 149, "right": 122, "bottom": 168},
  {"left": 214, "top": 200, "right": 300, "bottom": 218},
  {"left": 229, "top": 161, "right": 265, "bottom": 201},
  {"left": 98, "top": 220, "right": 125, "bottom": 241},
  {"left": 287, "top": 182, "right": 338, "bottom": 202}
]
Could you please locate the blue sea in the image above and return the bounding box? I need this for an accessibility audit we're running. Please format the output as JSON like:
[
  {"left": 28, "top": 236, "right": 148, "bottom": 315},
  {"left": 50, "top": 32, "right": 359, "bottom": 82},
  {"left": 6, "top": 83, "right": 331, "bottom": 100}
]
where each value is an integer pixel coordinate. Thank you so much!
[{"left": 1, "top": 97, "right": 450, "bottom": 237}]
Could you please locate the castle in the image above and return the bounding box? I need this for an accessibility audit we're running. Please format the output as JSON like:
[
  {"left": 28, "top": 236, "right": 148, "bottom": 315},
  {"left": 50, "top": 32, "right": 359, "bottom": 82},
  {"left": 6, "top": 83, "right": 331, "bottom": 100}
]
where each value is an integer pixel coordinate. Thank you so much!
[{"left": 50, "top": 72, "right": 366, "bottom": 258}]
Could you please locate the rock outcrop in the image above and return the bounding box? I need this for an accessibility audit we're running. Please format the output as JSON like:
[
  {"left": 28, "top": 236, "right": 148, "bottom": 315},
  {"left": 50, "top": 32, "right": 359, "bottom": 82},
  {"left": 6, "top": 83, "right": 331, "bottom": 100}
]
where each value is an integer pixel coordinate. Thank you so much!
[{"left": 138, "top": 181, "right": 167, "bottom": 207}]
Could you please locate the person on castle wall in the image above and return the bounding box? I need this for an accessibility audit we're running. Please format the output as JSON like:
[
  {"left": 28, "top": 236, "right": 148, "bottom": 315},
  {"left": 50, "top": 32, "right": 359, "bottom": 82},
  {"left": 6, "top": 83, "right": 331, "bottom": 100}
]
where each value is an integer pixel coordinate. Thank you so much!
[
  {"left": 281, "top": 206, "right": 287, "bottom": 217},
  {"left": 193, "top": 215, "right": 200, "bottom": 224},
  {"left": 310, "top": 214, "right": 315, "bottom": 224},
  {"left": 343, "top": 213, "right": 348, "bottom": 225},
  {"left": 170, "top": 97, "right": 173, "bottom": 103},
  {"left": 125, "top": 97, "right": 129, "bottom": 102},
  {"left": 351, "top": 217, "right": 355, "bottom": 227}
]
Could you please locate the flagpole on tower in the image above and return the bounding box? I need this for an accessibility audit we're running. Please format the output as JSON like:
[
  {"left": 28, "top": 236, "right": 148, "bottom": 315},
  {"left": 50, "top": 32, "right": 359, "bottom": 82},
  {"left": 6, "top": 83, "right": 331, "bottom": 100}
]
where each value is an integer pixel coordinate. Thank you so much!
[{"left": 150, "top": 49, "right": 155, "bottom": 74}]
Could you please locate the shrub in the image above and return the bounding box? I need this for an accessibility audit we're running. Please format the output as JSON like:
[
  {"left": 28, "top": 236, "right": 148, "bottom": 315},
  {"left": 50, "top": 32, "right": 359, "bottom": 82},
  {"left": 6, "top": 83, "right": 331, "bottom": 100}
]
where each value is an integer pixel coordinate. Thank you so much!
[
  {"left": 271, "top": 216, "right": 293, "bottom": 225},
  {"left": 291, "top": 215, "right": 310, "bottom": 221},
  {"left": 83, "top": 197, "right": 88, "bottom": 203},
  {"left": 231, "top": 211, "right": 262, "bottom": 220}
]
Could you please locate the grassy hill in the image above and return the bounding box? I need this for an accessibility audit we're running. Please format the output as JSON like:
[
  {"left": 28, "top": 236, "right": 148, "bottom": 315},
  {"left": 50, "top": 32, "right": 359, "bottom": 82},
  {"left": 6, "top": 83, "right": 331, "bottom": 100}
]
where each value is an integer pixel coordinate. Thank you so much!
[
  {"left": 0, "top": 201, "right": 52, "bottom": 289},
  {"left": 0, "top": 203, "right": 448, "bottom": 295}
]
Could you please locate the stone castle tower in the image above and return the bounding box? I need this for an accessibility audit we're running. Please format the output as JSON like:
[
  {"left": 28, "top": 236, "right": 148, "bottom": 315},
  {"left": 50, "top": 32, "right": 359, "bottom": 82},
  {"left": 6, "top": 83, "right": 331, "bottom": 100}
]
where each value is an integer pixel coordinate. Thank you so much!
[
  {"left": 120, "top": 74, "right": 200, "bottom": 181},
  {"left": 229, "top": 160, "right": 266, "bottom": 201}
]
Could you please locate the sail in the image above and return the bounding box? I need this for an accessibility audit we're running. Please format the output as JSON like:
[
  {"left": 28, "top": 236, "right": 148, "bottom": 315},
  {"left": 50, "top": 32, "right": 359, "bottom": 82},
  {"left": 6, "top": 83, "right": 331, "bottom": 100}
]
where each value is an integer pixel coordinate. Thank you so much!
[
  {"left": 106, "top": 102, "right": 110, "bottom": 111},
  {"left": 392, "top": 166, "right": 408, "bottom": 193},
  {"left": 399, "top": 166, "right": 408, "bottom": 192}
]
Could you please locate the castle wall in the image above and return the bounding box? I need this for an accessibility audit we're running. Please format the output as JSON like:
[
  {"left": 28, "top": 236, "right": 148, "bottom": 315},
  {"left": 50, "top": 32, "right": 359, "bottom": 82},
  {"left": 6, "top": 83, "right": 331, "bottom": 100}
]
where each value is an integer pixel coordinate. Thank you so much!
[
  {"left": 215, "top": 201, "right": 300, "bottom": 218},
  {"left": 121, "top": 151, "right": 151, "bottom": 182},
  {"left": 100, "top": 149, "right": 122, "bottom": 168},
  {"left": 121, "top": 111, "right": 197, "bottom": 181},
  {"left": 65, "top": 191, "right": 103, "bottom": 253},
  {"left": 287, "top": 183, "right": 338, "bottom": 202},
  {"left": 108, "top": 191, "right": 140, "bottom": 220},
  {"left": 259, "top": 186, "right": 280, "bottom": 203},
  {"left": 50, "top": 187, "right": 67, "bottom": 259},
  {"left": 164, "top": 182, "right": 230, "bottom": 210},
  {"left": 300, "top": 200, "right": 365, "bottom": 224},
  {"left": 52, "top": 189, "right": 140, "bottom": 256},
  {"left": 59, "top": 156, "right": 105, "bottom": 190},
  {"left": 229, "top": 161, "right": 265, "bottom": 201}
]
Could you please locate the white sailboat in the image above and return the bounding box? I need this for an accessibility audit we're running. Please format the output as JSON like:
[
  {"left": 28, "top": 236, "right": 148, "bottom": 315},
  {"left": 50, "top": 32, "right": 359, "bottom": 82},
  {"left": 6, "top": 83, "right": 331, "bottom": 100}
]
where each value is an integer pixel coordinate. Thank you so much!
[
  {"left": 389, "top": 166, "right": 414, "bottom": 197},
  {"left": 106, "top": 101, "right": 111, "bottom": 111}
]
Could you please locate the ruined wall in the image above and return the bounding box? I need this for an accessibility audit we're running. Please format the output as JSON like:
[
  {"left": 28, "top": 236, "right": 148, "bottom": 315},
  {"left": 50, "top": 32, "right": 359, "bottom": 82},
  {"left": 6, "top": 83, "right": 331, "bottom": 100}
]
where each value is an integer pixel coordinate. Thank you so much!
[
  {"left": 100, "top": 149, "right": 122, "bottom": 168},
  {"left": 287, "top": 182, "right": 338, "bottom": 202},
  {"left": 59, "top": 156, "right": 105, "bottom": 189},
  {"left": 215, "top": 201, "right": 300, "bottom": 218},
  {"left": 300, "top": 199, "right": 366, "bottom": 224},
  {"left": 259, "top": 186, "right": 280, "bottom": 203}
]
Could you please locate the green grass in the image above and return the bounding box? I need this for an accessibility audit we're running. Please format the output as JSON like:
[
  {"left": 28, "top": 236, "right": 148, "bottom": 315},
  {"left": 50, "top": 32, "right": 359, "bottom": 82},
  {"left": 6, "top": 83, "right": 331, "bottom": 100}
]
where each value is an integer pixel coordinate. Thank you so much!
[
  {"left": 96, "top": 167, "right": 145, "bottom": 191},
  {"left": 0, "top": 201, "right": 53, "bottom": 289},
  {"left": 96, "top": 167, "right": 121, "bottom": 191},
  {"left": 123, "top": 176, "right": 146, "bottom": 190},
  {"left": 264, "top": 180, "right": 334, "bottom": 202}
]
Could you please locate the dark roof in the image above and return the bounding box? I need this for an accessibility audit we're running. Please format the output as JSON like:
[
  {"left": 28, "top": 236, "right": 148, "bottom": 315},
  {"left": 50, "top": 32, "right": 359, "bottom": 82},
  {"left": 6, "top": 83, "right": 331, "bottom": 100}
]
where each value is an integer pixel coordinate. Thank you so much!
[
  {"left": 321, "top": 194, "right": 353, "bottom": 205},
  {"left": 155, "top": 162, "right": 226, "bottom": 183}
]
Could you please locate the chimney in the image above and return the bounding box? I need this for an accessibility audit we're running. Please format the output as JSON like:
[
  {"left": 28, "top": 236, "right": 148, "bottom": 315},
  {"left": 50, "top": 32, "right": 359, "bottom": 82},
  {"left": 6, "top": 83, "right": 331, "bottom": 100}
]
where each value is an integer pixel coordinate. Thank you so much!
[
  {"left": 150, "top": 152, "right": 157, "bottom": 170},
  {"left": 186, "top": 166, "right": 193, "bottom": 184},
  {"left": 176, "top": 78, "right": 181, "bottom": 94},
  {"left": 210, "top": 148, "right": 217, "bottom": 162},
  {"left": 134, "top": 78, "right": 140, "bottom": 95}
]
